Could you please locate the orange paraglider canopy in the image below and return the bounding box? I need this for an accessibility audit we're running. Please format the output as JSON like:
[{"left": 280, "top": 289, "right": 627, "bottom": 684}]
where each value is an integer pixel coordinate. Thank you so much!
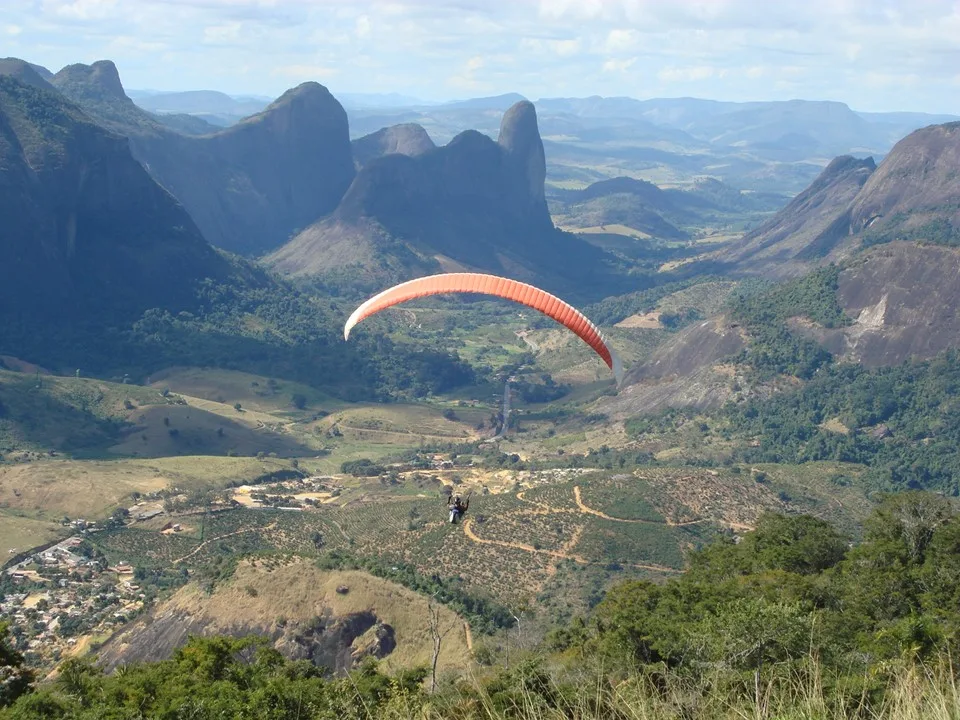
[{"left": 343, "top": 273, "right": 623, "bottom": 386}]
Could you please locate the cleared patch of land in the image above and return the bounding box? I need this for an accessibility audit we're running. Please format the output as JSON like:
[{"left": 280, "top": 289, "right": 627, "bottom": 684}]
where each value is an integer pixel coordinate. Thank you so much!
[
  {"left": 148, "top": 367, "right": 338, "bottom": 415},
  {"left": 616, "top": 312, "right": 664, "bottom": 329},
  {"left": 0, "top": 513, "right": 64, "bottom": 559}
]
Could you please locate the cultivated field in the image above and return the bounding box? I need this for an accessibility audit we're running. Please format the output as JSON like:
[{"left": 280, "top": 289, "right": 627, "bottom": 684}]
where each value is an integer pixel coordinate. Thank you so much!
[{"left": 86, "top": 464, "right": 856, "bottom": 612}]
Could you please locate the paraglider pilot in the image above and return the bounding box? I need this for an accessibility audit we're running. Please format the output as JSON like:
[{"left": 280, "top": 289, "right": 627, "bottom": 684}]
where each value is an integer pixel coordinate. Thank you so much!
[{"left": 447, "top": 493, "right": 470, "bottom": 524}]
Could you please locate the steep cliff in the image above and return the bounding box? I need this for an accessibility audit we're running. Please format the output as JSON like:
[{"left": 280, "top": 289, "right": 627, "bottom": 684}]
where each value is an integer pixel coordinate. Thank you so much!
[
  {"left": 0, "top": 74, "right": 229, "bottom": 326},
  {"left": 49, "top": 60, "right": 355, "bottom": 256},
  {"left": 267, "top": 101, "right": 617, "bottom": 295},
  {"left": 714, "top": 156, "right": 876, "bottom": 277}
]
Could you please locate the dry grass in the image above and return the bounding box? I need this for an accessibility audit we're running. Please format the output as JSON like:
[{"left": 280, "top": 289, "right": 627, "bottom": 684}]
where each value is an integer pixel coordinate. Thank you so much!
[
  {"left": 147, "top": 367, "right": 338, "bottom": 414},
  {"left": 821, "top": 417, "right": 851, "bottom": 435},
  {"left": 561, "top": 224, "right": 653, "bottom": 239},
  {"left": 0, "top": 512, "right": 64, "bottom": 558},
  {"left": 616, "top": 312, "right": 665, "bottom": 329},
  {"left": 131, "top": 558, "right": 473, "bottom": 673},
  {"left": 0, "top": 460, "right": 168, "bottom": 520},
  {"left": 0, "top": 456, "right": 304, "bottom": 524},
  {"left": 108, "top": 403, "right": 318, "bottom": 458},
  {"left": 397, "top": 657, "right": 960, "bottom": 720},
  {"left": 315, "top": 404, "right": 487, "bottom": 441}
]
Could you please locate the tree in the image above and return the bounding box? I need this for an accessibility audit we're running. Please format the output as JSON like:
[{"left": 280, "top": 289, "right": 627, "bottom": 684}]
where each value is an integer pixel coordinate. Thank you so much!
[
  {"left": 291, "top": 393, "right": 307, "bottom": 410},
  {"left": 0, "top": 621, "right": 33, "bottom": 707},
  {"left": 695, "top": 598, "right": 812, "bottom": 712},
  {"left": 427, "top": 596, "right": 458, "bottom": 693}
]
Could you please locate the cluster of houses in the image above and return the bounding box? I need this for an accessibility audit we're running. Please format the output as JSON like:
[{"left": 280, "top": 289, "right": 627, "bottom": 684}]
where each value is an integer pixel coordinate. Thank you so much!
[{"left": 2, "top": 537, "right": 146, "bottom": 663}]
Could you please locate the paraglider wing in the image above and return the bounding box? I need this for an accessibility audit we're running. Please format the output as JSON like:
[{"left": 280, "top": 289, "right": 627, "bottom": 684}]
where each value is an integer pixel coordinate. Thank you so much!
[{"left": 343, "top": 273, "right": 624, "bottom": 386}]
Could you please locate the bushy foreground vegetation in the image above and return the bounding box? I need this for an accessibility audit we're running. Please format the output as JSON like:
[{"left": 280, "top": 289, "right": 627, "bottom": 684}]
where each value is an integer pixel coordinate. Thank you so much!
[{"left": 5, "top": 493, "right": 960, "bottom": 718}]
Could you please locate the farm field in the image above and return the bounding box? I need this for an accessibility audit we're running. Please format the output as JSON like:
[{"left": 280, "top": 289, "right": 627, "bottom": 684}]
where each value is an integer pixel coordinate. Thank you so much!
[{"left": 87, "top": 464, "right": 871, "bottom": 613}]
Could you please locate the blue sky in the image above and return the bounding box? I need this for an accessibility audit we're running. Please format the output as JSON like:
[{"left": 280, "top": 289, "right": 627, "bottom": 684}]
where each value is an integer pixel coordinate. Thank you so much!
[{"left": 5, "top": 0, "right": 960, "bottom": 112}]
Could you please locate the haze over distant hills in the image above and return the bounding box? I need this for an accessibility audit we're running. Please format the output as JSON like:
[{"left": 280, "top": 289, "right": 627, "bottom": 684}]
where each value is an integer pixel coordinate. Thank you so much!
[{"left": 120, "top": 81, "right": 959, "bottom": 196}]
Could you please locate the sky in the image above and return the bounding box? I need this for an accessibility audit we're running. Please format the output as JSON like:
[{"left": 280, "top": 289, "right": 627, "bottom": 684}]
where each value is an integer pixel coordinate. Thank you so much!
[{"left": 5, "top": 0, "right": 960, "bottom": 113}]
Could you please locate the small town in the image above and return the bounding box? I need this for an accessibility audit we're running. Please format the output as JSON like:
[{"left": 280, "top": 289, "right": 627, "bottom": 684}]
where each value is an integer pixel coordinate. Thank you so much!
[{"left": 2, "top": 535, "right": 147, "bottom": 670}]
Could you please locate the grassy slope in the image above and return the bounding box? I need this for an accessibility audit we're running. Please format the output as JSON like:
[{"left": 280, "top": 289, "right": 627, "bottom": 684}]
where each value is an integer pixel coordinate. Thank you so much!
[{"left": 99, "top": 558, "right": 472, "bottom": 673}]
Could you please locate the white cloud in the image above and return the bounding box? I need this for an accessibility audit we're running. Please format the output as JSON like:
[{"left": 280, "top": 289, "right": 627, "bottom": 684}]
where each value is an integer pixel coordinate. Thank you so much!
[
  {"left": 107, "top": 35, "right": 168, "bottom": 52},
  {"left": 538, "top": 0, "right": 606, "bottom": 21},
  {"left": 863, "top": 71, "right": 922, "bottom": 89},
  {"left": 43, "top": 0, "right": 118, "bottom": 20},
  {"left": 604, "top": 28, "right": 637, "bottom": 54},
  {"left": 447, "top": 54, "right": 490, "bottom": 90},
  {"left": 202, "top": 21, "right": 243, "bottom": 45},
  {"left": 551, "top": 38, "right": 581, "bottom": 57},
  {"left": 519, "top": 37, "right": 581, "bottom": 57},
  {"left": 3, "top": 0, "right": 959, "bottom": 112},
  {"left": 355, "top": 14, "right": 370, "bottom": 38},
  {"left": 603, "top": 57, "right": 636, "bottom": 73}
]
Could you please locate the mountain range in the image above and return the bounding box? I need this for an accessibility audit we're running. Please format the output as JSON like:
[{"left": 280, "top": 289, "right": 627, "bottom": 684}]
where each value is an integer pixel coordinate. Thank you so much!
[
  {"left": 303, "top": 93, "right": 960, "bottom": 194},
  {"left": 118, "top": 82, "right": 959, "bottom": 195},
  {"left": 0, "top": 66, "right": 231, "bottom": 328},
  {"left": 266, "top": 100, "right": 623, "bottom": 297},
  {"left": 6, "top": 53, "right": 960, "bottom": 385},
  {"left": 5, "top": 57, "right": 619, "bottom": 295},
  {"left": 45, "top": 60, "right": 356, "bottom": 258},
  {"left": 712, "top": 122, "right": 960, "bottom": 277}
]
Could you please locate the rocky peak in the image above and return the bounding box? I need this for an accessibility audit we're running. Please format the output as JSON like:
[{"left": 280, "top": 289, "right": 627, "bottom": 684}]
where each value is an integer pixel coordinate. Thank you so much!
[
  {"left": 498, "top": 100, "right": 539, "bottom": 153},
  {"left": 498, "top": 100, "right": 547, "bottom": 208},
  {"left": 227, "top": 81, "right": 349, "bottom": 145},
  {"left": 798, "top": 155, "right": 876, "bottom": 200},
  {"left": 823, "top": 154, "right": 876, "bottom": 177},
  {"left": 53, "top": 60, "right": 128, "bottom": 101},
  {"left": 266, "top": 81, "right": 335, "bottom": 112},
  {"left": 0, "top": 58, "right": 53, "bottom": 90},
  {"left": 351, "top": 123, "right": 435, "bottom": 169},
  {"left": 848, "top": 123, "right": 960, "bottom": 235}
]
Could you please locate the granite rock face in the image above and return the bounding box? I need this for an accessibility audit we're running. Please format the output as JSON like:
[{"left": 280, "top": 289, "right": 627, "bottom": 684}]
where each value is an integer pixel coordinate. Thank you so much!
[
  {"left": 49, "top": 61, "right": 356, "bottom": 256},
  {"left": 268, "top": 101, "right": 615, "bottom": 295}
]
